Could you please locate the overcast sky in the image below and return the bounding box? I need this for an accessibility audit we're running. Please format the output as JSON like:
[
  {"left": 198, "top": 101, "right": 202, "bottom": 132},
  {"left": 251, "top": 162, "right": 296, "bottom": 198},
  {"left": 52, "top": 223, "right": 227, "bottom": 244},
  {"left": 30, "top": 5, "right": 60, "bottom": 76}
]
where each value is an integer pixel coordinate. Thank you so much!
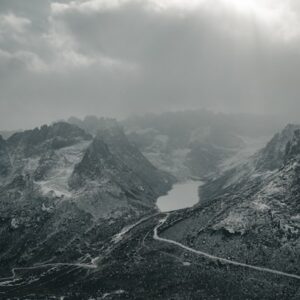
[{"left": 0, "top": 0, "right": 300, "bottom": 129}]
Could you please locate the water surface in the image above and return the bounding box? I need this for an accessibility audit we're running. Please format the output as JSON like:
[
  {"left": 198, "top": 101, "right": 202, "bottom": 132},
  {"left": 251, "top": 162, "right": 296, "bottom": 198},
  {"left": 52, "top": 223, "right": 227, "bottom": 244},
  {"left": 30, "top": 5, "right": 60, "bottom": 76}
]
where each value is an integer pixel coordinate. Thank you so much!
[{"left": 157, "top": 180, "right": 203, "bottom": 212}]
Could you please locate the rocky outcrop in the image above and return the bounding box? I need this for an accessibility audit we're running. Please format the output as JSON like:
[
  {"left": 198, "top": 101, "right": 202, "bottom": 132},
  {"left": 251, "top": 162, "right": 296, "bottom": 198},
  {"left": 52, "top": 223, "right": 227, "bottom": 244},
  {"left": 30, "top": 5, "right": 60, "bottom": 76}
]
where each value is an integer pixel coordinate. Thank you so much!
[
  {"left": 254, "top": 124, "right": 300, "bottom": 171},
  {"left": 7, "top": 122, "right": 92, "bottom": 158}
]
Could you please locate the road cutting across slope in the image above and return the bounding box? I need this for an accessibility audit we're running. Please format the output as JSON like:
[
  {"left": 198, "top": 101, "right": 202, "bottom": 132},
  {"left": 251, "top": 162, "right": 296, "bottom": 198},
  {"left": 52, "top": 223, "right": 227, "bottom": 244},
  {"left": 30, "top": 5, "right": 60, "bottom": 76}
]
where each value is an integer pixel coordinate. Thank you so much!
[{"left": 153, "top": 214, "right": 300, "bottom": 280}]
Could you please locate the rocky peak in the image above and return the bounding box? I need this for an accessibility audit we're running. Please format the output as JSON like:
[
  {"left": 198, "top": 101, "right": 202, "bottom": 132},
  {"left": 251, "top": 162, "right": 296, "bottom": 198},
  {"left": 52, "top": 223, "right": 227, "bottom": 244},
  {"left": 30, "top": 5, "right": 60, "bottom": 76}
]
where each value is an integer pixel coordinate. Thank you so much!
[
  {"left": 255, "top": 124, "right": 300, "bottom": 171},
  {"left": 69, "top": 136, "right": 113, "bottom": 188},
  {"left": 284, "top": 129, "right": 300, "bottom": 163},
  {"left": 7, "top": 122, "right": 92, "bottom": 157},
  {"left": 69, "top": 125, "right": 174, "bottom": 200}
]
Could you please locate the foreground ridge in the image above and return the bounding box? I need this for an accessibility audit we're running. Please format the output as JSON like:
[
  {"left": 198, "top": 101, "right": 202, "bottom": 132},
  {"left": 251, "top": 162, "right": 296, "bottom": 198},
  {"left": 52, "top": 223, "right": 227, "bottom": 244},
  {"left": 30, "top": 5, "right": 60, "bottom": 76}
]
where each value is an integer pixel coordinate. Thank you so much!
[
  {"left": 0, "top": 213, "right": 159, "bottom": 287},
  {"left": 154, "top": 214, "right": 300, "bottom": 280}
]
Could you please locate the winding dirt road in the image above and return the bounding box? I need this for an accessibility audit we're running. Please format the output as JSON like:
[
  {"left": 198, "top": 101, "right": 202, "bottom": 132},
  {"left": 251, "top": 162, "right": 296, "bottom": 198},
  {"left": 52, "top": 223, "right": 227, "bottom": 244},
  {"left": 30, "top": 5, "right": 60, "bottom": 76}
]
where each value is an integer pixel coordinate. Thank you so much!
[
  {"left": 153, "top": 214, "right": 300, "bottom": 280},
  {"left": 2, "top": 211, "right": 300, "bottom": 289},
  {"left": 0, "top": 213, "right": 158, "bottom": 286}
]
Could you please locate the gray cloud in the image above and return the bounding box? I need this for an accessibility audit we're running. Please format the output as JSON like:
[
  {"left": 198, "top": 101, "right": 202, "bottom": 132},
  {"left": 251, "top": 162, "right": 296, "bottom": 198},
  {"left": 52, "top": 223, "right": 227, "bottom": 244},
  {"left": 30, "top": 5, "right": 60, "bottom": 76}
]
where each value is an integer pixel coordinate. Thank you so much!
[{"left": 0, "top": 0, "right": 300, "bottom": 129}]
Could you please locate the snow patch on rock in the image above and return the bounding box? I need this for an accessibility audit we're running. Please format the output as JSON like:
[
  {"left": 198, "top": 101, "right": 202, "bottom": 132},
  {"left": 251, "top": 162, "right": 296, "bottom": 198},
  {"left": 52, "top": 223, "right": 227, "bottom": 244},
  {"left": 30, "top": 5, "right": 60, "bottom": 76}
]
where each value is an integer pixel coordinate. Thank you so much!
[{"left": 35, "top": 141, "right": 91, "bottom": 198}]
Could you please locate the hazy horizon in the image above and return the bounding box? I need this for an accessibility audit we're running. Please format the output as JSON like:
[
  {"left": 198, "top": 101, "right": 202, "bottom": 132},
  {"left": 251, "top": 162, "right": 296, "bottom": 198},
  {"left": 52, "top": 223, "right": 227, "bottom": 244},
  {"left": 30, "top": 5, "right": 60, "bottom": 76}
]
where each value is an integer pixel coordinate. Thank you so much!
[{"left": 0, "top": 109, "right": 289, "bottom": 132}]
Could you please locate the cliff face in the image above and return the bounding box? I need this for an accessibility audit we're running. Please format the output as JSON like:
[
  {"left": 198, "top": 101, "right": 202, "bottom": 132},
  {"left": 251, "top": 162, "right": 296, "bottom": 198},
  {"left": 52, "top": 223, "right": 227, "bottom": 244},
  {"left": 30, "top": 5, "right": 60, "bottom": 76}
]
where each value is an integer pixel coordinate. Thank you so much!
[{"left": 254, "top": 124, "right": 300, "bottom": 172}]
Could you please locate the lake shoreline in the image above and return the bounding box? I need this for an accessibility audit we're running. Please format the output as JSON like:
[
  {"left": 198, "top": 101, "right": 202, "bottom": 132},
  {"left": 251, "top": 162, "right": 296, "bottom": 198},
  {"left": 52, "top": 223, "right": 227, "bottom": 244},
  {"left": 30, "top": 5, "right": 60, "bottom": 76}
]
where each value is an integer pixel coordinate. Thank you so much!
[{"left": 156, "top": 180, "right": 203, "bottom": 212}]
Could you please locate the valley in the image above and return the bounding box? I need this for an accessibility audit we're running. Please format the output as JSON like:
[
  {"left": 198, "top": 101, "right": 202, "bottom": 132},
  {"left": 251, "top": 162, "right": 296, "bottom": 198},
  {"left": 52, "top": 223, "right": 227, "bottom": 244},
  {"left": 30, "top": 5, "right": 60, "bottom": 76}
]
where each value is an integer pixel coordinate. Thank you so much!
[
  {"left": 2, "top": 0, "right": 299, "bottom": 297},
  {"left": 0, "top": 115, "right": 300, "bottom": 299},
  {"left": 1, "top": 172, "right": 300, "bottom": 299}
]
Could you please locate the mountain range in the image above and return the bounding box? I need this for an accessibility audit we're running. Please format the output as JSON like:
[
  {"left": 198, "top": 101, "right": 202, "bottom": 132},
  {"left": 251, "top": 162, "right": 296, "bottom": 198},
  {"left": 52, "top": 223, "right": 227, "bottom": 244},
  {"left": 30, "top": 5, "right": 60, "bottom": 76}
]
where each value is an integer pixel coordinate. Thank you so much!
[{"left": 0, "top": 114, "right": 299, "bottom": 299}]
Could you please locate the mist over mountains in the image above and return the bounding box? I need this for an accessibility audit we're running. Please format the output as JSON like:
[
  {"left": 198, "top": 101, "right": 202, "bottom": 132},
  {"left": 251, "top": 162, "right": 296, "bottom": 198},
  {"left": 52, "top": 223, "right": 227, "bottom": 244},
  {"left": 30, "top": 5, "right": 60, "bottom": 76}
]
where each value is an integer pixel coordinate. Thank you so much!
[
  {"left": 68, "top": 111, "right": 283, "bottom": 179},
  {"left": 0, "top": 110, "right": 299, "bottom": 299},
  {"left": 1, "top": 0, "right": 300, "bottom": 299}
]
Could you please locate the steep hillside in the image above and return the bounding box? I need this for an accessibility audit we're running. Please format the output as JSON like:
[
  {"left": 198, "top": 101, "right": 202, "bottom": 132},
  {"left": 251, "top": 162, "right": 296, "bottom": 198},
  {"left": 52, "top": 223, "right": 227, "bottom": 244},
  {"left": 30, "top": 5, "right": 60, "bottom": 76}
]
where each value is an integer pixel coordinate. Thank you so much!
[
  {"left": 0, "top": 121, "right": 173, "bottom": 276},
  {"left": 162, "top": 124, "right": 300, "bottom": 279},
  {"left": 69, "top": 121, "right": 174, "bottom": 218}
]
